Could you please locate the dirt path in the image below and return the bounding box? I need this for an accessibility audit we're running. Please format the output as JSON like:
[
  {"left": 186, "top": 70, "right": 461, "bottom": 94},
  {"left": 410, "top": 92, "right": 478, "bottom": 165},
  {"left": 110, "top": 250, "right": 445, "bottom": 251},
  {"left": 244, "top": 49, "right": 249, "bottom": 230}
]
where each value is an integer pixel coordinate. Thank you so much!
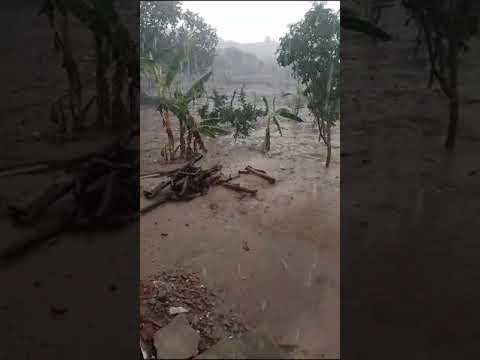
[{"left": 140, "top": 109, "right": 340, "bottom": 358}]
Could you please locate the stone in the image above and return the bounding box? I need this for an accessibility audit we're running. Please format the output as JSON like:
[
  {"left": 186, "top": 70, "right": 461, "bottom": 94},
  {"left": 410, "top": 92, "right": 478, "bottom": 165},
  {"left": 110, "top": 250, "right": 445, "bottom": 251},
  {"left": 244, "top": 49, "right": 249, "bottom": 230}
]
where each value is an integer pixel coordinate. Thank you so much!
[
  {"left": 168, "top": 306, "right": 189, "bottom": 315},
  {"left": 154, "top": 314, "right": 200, "bottom": 359},
  {"left": 195, "top": 331, "right": 288, "bottom": 359}
]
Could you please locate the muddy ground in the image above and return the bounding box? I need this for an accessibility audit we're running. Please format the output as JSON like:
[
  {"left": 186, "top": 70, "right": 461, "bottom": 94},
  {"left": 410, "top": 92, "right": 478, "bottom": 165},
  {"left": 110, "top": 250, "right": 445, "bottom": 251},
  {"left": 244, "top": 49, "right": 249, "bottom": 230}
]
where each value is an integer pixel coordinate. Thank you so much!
[{"left": 140, "top": 101, "right": 340, "bottom": 358}]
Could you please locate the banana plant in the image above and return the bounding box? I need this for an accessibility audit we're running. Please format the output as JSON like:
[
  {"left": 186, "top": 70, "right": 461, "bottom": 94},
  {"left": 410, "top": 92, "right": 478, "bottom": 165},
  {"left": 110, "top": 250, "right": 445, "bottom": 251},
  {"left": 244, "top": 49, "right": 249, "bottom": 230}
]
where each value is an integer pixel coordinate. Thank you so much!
[
  {"left": 140, "top": 50, "right": 185, "bottom": 160},
  {"left": 157, "top": 71, "right": 228, "bottom": 159},
  {"left": 261, "top": 96, "right": 303, "bottom": 153},
  {"left": 282, "top": 81, "right": 306, "bottom": 117},
  {"left": 40, "top": 0, "right": 135, "bottom": 135}
]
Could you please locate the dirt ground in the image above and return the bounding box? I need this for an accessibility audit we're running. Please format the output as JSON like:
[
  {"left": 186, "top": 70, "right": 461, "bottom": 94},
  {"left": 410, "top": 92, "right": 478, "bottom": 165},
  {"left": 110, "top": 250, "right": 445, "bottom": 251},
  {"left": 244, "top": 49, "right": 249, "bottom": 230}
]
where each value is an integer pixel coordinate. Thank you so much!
[{"left": 140, "top": 105, "right": 340, "bottom": 358}]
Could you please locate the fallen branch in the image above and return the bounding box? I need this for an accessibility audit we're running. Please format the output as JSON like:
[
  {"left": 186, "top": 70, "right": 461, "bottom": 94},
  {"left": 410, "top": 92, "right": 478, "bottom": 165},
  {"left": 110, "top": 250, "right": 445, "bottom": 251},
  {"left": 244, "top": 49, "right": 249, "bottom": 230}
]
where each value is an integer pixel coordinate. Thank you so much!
[
  {"left": 143, "top": 180, "right": 170, "bottom": 199},
  {"left": 222, "top": 183, "right": 257, "bottom": 195},
  {"left": 245, "top": 166, "right": 276, "bottom": 184}
]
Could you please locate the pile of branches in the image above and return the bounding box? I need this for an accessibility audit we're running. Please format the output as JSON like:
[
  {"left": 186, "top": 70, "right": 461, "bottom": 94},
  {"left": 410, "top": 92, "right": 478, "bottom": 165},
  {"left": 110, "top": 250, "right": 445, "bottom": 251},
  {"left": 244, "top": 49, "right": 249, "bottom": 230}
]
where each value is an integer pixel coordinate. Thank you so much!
[
  {"left": 141, "top": 154, "right": 222, "bottom": 214},
  {"left": 141, "top": 158, "right": 277, "bottom": 215},
  {"left": 0, "top": 128, "right": 139, "bottom": 263}
]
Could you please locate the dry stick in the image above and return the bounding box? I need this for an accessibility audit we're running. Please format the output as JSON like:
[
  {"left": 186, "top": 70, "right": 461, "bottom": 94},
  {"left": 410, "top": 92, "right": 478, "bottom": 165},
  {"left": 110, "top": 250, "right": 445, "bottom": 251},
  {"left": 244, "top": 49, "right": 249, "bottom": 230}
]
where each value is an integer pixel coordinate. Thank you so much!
[
  {"left": 246, "top": 165, "right": 266, "bottom": 174},
  {"left": 139, "top": 196, "right": 171, "bottom": 215},
  {"left": 217, "top": 173, "right": 240, "bottom": 184},
  {"left": 222, "top": 183, "right": 257, "bottom": 195},
  {"left": 245, "top": 166, "right": 276, "bottom": 184},
  {"left": 143, "top": 180, "right": 170, "bottom": 199},
  {"left": 140, "top": 153, "right": 203, "bottom": 179},
  {"left": 139, "top": 193, "right": 200, "bottom": 215}
]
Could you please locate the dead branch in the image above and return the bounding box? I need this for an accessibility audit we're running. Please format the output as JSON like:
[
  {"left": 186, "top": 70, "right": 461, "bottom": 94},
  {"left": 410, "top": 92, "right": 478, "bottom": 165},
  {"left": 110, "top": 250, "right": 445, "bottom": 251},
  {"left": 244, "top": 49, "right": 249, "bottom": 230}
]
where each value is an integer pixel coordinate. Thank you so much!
[
  {"left": 221, "top": 183, "right": 257, "bottom": 195},
  {"left": 245, "top": 166, "right": 276, "bottom": 184}
]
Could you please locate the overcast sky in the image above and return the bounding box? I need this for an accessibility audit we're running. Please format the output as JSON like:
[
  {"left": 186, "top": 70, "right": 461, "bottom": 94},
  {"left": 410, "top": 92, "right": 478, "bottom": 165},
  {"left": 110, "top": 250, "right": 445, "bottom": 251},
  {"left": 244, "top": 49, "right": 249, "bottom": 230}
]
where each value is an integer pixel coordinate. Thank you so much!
[{"left": 182, "top": 1, "right": 340, "bottom": 43}]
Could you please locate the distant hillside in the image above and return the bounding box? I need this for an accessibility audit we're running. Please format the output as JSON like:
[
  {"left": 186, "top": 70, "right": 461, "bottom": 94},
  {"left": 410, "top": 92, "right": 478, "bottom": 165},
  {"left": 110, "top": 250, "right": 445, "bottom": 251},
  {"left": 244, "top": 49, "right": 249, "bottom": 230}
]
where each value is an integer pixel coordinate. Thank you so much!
[{"left": 217, "top": 38, "right": 279, "bottom": 63}]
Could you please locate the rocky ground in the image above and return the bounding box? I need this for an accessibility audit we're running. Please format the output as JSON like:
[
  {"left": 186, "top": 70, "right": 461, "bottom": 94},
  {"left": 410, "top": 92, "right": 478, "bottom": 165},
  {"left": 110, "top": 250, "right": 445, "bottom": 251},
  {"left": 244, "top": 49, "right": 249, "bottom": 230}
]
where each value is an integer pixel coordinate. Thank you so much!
[{"left": 140, "top": 269, "right": 248, "bottom": 358}]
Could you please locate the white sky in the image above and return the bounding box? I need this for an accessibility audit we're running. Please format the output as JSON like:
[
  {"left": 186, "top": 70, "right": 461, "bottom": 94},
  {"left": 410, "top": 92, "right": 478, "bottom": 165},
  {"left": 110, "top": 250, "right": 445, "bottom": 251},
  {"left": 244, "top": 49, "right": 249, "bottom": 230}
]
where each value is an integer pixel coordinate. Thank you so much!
[{"left": 182, "top": 1, "right": 340, "bottom": 43}]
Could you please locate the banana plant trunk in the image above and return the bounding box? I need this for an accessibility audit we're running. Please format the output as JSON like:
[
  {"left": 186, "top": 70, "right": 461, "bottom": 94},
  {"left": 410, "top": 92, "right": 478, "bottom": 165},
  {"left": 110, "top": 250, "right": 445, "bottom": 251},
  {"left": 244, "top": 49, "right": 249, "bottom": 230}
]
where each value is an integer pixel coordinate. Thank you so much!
[
  {"left": 323, "top": 61, "right": 335, "bottom": 168},
  {"left": 162, "top": 110, "right": 175, "bottom": 160},
  {"left": 179, "top": 121, "right": 186, "bottom": 158},
  {"left": 60, "top": 11, "right": 83, "bottom": 140},
  {"left": 95, "top": 35, "right": 110, "bottom": 130},
  {"left": 112, "top": 54, "right": 128, "bottom": 134},
  {"left": 263, "top": 117, "right": 271, "bottom": 153},
  {"left": 445, "top": 27, "right": 459, "bottom": 151}
]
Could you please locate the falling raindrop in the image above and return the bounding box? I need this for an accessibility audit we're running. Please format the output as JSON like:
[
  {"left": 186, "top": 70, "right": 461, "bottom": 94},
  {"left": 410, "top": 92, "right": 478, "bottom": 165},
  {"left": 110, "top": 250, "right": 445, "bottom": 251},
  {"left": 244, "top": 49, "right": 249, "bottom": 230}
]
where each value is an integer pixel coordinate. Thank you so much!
[
  {"left": 312, "top": 253, "right": 318, "bottom": 269},
  {"left": 202, "top": 266, "right": 208, "bottom": 278},
  {"left": 261, "top": 299, "right": 267, "bottom": 312},
  {"left": 295, "top": 328, "right": 301, "bottom": 342},
  {"left": 306, "top": 271, "right": 312, "bottom": 288}
]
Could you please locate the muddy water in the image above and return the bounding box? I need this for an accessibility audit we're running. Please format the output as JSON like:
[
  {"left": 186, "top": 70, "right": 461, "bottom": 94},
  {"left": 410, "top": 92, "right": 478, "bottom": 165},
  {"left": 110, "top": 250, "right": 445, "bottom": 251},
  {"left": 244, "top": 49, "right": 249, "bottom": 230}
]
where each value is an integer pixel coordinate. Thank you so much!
[{"left": 140, "top": 106, "right": 340, "bottom": 358}]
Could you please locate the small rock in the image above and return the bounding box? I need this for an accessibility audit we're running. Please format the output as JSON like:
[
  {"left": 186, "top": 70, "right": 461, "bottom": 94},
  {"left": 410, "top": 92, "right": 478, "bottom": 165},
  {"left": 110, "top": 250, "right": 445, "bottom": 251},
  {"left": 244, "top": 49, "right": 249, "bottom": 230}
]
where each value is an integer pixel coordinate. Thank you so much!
[
  {"left": 161, "top": 233, "right": 168, "bottom": 237},
  {"left": 154, "top": 314, "right": 200, "bottom": 359},
  {"left": 168, "top": 306, "right": 190, "bottom": 315}
]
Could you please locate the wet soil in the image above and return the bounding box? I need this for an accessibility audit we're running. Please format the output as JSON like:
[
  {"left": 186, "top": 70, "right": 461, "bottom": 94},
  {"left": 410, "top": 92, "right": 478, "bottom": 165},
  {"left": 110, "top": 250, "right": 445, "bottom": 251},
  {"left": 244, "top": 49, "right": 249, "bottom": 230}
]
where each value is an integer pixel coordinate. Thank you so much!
[{"left": 140, "top": 106, "right": 340, "bottom": 358}]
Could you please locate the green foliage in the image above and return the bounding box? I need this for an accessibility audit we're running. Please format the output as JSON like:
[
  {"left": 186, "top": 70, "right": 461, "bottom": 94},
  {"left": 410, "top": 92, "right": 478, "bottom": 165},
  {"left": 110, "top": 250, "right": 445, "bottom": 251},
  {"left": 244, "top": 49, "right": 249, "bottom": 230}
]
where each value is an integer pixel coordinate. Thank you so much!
[
  {"left": 277, "top": 2, "right": 340, "bottom": 121},
  {"left": 260, "top": 96, "right": 304, "bottom": 153},
  {"left": 140, "top": 1, "right": 218, "bottom": 77},
  {"left": 199, "top": 86, "right": 262, "bottom": 141}
]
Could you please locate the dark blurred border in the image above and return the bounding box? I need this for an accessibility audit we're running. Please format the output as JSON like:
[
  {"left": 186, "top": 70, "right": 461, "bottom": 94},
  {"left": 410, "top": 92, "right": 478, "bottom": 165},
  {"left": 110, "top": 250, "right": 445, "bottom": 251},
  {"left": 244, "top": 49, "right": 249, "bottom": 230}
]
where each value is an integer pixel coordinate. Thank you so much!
[
  {"left": 0, "top": 1, "right": 139, "bottom": 358},
  {"left": 341, "top": 2, "right": 480, "bottom": 359}
]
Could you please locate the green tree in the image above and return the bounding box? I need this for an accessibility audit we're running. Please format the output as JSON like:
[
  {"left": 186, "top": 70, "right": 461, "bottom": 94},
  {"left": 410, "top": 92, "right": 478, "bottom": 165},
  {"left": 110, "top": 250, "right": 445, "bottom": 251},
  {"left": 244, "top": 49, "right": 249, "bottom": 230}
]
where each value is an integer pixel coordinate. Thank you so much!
[
  {"left": 140, "top": 1, "right": 218, "bottom": 79},
  {"left": 277, "top": 2, "right": 340, "bottom": 166},
  {"left": 401, "top": 0, "right": 476, "bottom": 150},
  {"left": 176, "top": 10, "right": 218, "bottom": 79},
  {"left": 140, "top": 1, "right": 182, "bottom": 65}
]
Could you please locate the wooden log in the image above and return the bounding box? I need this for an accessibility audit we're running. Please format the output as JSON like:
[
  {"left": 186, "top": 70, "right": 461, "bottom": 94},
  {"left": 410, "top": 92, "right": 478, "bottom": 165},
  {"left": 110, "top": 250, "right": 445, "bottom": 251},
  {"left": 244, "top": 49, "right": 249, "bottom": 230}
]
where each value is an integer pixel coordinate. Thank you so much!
[
  {"left": 245, "top": 166, "right": 276, "bottom": 184},
  {"left": 222, "top": 183, "right": 257, "bottom": 195},
  {"left": 143, "top": 180, "right": 170, "bottom": 199}
]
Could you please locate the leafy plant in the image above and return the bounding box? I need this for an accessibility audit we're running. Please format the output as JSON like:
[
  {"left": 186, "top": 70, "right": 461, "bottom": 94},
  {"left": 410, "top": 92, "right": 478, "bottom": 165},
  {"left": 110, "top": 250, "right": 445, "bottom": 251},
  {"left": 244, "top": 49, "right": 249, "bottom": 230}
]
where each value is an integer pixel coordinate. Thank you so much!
[
  {"left": 40, "top": 0, "right": 136, "bottom": 138},
  {"left": 260, "top": 96, "right": 303, "bottom": 154},
  {"left": 277, "top": 2, "right": 339, "bottom": 166},
  {"left": 401, "top": 0, "right": 476, "bottom": 150},
  {"left": 199, "top": 86, "right": 263, "bottom": 141}
]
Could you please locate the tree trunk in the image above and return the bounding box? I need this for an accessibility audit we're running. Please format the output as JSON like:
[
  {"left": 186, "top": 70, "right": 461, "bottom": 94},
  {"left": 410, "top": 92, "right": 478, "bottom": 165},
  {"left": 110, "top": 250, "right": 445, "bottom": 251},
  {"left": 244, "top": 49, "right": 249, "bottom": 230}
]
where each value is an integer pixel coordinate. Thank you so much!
[
  {"left": 60, "top": 12, "right": 83, "bottom": 139},
  {"left": 326, "top": 119, "right": 332, "bottom": 168},
  {"left": 161, "top": 110, "right": 175, "bottom": 160},
  {"left": 445, "top": 14, "right": 459, "bottom": 151},
  {"left": 95, "top": 35, "right": 108, "bottom": 129},
  {"left": 179, "top": 121, "right": 186, "bottom": 158}
]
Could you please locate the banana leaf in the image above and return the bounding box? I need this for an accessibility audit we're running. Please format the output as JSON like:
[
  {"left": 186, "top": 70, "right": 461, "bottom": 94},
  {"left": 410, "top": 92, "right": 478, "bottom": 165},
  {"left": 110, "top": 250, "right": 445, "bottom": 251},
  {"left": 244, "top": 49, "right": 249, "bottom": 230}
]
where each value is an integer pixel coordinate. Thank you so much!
[
  {"left": 262, "top": 96, "right": 269, "bottom": 116},
  {"left": 186, "top": 71, "right": 212, "bottom": 102},
  {"left": 271, "top": 115, "right": 283, "bottom": 136},
  {"left": 163, "top": 48, "right": 185, "bottom": 89},
  {"left": 275, "top": 108, "right": 304, "bottom": 122}
]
